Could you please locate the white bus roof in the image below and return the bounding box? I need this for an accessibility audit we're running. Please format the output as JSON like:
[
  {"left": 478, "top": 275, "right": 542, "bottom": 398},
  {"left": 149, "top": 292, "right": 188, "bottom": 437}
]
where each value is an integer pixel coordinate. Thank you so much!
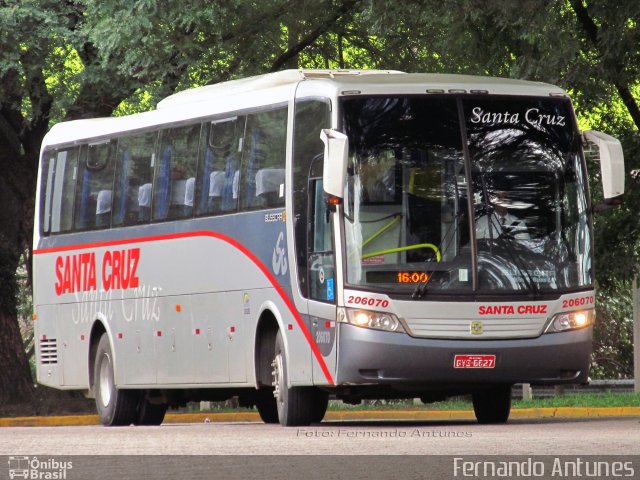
[{"left": 42, "top": 69, "right": 568, "bottom": 148}]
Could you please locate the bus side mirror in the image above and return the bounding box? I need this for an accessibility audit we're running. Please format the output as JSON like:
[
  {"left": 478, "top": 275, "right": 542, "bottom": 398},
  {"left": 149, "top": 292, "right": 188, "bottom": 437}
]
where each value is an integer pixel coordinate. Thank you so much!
[
  {"left": 583, "top": 130, "right": 625, "bottom": 207},
  {"left": 320, "top": 129, "right": 348, "bottom": 200}
]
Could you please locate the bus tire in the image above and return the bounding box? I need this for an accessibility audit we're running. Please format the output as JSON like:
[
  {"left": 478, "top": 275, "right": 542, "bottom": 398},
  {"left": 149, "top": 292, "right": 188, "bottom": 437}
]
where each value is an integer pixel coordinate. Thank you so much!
[
  {"left": 136, "top": 396, "right": 168, "bottom": 426},
  {"left": 94, "top": 334, "right": 139, "bottom": 426},
  {"left": 472, "top": 384, "right": 512, "bottom": 424},
  {"left": 255, "top": 388, "right": 279, "bottom": 424},
  {"left": 311, "top": 391, "right": 329, "bottom": 423},
  {"left": 273, "top": 330, "right": 314, "bottom": 426}
]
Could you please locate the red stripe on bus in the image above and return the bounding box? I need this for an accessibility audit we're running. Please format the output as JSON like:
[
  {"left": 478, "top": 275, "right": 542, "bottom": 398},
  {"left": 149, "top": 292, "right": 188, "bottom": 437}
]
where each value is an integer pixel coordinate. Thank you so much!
[{"left": 34, "top": 230, "right": 336, "bottom": 385}]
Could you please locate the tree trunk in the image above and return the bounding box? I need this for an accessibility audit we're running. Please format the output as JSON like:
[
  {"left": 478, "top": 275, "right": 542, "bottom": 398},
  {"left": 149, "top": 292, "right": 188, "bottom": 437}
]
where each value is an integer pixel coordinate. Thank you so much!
[
  {"left": 0, "top": 101, "right": 37, "bottom": 406},
  {"left": 0, "top": 311, "right": 33, "bottom": 405},
  {"left": 0, "top": 182, "right": 34, "bottom": 405},
  {"left": 0, "top": 249, "right": 34, "bottom": 406}
]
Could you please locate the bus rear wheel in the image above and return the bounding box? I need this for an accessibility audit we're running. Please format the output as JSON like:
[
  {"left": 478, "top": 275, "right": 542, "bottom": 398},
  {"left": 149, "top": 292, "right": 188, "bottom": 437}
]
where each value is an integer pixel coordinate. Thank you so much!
[
  {"left": 272, "top": 330, "right": 316, "bottom": 426},
  {"left": 472, "top": 384, "right": 512, "bottom": 424},
  {"left": 94, "top": 334, "right": 139, "bottom": 426}
]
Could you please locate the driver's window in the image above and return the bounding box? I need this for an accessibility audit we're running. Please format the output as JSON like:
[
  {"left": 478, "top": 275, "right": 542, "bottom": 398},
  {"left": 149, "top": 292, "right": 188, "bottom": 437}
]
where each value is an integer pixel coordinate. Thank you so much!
[
  {"left": 309, "top": 179, "right": 335, "bottom": 303},
  {"left": 292, "top": 98, "right": 331, "bottom": 298}
]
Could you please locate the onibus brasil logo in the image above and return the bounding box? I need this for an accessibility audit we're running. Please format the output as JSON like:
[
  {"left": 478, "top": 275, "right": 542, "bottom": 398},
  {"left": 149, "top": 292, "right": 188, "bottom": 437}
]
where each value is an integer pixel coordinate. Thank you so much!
[{"left": 8, "top": 456, "right": 73, "bottom": 479}]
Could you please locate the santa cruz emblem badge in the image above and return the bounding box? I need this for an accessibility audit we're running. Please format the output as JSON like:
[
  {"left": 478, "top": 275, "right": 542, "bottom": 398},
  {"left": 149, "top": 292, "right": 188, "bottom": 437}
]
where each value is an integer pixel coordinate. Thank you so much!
[
  {"left": 272, "top": 232, "right": 288, "bottom": 275},
  {"left": 470, "top": 321, "right": 484, "bottom": 335}
]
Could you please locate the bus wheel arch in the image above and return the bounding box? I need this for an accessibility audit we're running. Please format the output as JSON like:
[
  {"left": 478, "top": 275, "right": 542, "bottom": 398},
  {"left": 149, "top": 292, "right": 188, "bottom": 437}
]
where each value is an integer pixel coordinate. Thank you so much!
[
  {"left": 273, "top": 329, "right": 320, "bottom": 426},
  {"left": 254, "top": 309, "right": 280, "bottom": 388},
  {"left": 93, "top": 332, "right": 140, "bottom": 426},
  {"left": 253, "top": 309, "right": 280, "bottom": 423},
  {"left": 88, "top": 321, "right": 108, "bottom": 396}
]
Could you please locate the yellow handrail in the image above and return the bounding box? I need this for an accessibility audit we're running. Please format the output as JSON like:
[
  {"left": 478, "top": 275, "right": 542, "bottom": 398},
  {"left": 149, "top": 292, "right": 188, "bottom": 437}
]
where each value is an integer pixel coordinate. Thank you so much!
[
  {"left": 362, "top": 243, "right": 441, "bottom": 262},
  {"left": 361, "top": 215, "right": 401, "bottom": 250},
  {"left": 347, "top": 215, "right": 401, "bottom": 260}
]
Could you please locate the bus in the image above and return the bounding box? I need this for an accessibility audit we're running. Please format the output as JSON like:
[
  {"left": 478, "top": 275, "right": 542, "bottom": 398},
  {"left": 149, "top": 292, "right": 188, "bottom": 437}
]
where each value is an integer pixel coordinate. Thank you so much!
[{"left": 33, "top": 69, "right": 624, "bottom": 426}]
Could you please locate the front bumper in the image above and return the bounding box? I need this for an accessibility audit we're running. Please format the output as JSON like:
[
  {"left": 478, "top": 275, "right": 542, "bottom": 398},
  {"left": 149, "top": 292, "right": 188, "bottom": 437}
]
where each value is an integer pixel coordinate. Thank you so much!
[{"left": 335, "top": 323, "right": 592, "bottom": 387}]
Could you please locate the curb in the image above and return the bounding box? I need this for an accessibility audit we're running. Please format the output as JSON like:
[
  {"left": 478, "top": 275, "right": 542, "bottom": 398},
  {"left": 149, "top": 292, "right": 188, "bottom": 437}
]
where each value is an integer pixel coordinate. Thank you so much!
[{"left": 1, "top": 407, "right": 640, "bottom": 427}]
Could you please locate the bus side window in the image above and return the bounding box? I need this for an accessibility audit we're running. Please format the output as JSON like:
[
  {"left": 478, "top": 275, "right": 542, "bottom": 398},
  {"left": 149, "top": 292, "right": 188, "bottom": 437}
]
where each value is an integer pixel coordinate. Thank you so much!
[
  {"left": 196, "top": 117, "right": 244, "bottom": 216},
  {"left": 113, "top": 132, "right": 157, "bottom": 226},
  {"left": 41, "top": 148, "right": 79, "bottom": 234},
  {"left": 154, "top": 124, "right": 201, "bottom": 221},
  {"left": 153, "top": 145, "right": 172, "bottom": 220},
  {"left": 74, "top": 141, "right": 116, "bottom": 230},
  {"left": 240, "top": 107, "right": 287, "bottom": 211}
]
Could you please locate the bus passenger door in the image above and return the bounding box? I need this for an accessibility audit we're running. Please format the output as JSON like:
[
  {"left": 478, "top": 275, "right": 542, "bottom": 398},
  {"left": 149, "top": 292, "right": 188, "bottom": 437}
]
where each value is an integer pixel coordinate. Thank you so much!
[{"left": 308, "top": 178, "right": 337, "bottom": 384}]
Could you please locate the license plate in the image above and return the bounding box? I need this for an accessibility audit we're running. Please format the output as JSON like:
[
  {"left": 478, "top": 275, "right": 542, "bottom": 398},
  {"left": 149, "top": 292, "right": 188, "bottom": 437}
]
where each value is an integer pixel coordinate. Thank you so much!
[{"left": 454, "top": 354, "right": 496, "bottom": 369}]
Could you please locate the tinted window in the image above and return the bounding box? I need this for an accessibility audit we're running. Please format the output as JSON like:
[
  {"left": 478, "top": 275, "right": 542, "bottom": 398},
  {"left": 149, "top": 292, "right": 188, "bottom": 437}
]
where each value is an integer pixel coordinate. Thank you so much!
[
  {"left": 41, "top": 148, "right": 79, "bottom": 234},
  {"left": 239, "top": 108, "right": 287, "bottom": 211},
  {"left": 464, "top": 97, "right": 590, "bottom": 292},
  {"left": 113, "top": 132, "right": 157, "bottom": 226},
  {"left": 153, "top": 124, "right": 202, "bottom": 221},
  {"left": 74, "top": 141, "right": 116, "bottom": 230},
  {"left": 195, "top": 117, "right": 245, "bottom": 216}
]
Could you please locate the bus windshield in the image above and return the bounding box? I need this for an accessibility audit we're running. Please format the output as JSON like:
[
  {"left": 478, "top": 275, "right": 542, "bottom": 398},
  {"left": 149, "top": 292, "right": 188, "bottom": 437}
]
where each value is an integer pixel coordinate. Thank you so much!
[{"left": 341, "top": 95, "right": 591, "bottom": 296}]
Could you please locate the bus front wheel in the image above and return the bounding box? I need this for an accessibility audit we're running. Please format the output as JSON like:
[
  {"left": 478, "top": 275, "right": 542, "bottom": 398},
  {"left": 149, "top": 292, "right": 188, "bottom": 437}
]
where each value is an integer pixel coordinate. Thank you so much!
[
  {"left": 472, "top": 384, "right": 512, "bottom": 424},
  {"left": 311, "top": 391, "right": 329, "bottom": 423},
  {"left": 93, "top": 334, "right": 139, "bottom": 426},
  {"left": 255, "top": 387, "right": 279, "bottom": 424},
  {"left": 272, "top": 330, "right": 316, "bottom": 426},
  {"left": 136, "top": 395, "right": 168, "bottom": 426}
]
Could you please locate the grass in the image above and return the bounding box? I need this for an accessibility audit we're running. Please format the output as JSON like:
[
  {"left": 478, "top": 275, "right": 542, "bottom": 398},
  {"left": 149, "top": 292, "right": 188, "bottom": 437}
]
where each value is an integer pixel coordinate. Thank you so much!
[
  {"left": 327, "top": 392, "right": 640, "bottom": 411},
  {"left": 189, "top": 392, "right": 640, "bottom": 414},
  {"left": 512, "top": 392, "right": 640, "bottom": 409}
]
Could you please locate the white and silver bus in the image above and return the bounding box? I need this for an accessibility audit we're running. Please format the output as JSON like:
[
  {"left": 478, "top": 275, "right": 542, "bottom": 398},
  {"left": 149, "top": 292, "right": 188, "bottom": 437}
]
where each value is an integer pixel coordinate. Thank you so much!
[{"left": 33, "top": 70, "right": 624, "bottom": 426}]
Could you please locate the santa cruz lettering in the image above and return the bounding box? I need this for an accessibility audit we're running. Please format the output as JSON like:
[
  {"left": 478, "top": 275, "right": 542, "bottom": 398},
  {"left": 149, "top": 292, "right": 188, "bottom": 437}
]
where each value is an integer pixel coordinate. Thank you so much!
[
  {"left": 478, "top": 304, "right": 548, "bottom": 315},
  {"left": 470, "top": 107, "right": 566, "bottom": 128},
  {"left": 55, "top": 248, "right": 140, "bottom": 296}
]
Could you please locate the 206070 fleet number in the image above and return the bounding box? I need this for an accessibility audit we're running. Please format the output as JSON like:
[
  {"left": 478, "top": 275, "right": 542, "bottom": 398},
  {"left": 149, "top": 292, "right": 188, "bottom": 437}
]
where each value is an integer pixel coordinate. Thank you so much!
[{"left": 346, "top": 295, "right": 389, "bottom": 308}]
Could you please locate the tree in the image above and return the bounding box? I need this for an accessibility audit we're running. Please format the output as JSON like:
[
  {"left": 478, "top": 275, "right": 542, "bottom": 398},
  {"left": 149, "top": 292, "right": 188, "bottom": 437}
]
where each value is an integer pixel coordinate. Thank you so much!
[
  {"left": 0, "top": 0, "right": 361, "bottom": 407},
  {"left": 1, "top": 0, "right": 639, "bottom": 408},
  {"left": 339, "top": 0, "right": 640, "bottom": 376}
]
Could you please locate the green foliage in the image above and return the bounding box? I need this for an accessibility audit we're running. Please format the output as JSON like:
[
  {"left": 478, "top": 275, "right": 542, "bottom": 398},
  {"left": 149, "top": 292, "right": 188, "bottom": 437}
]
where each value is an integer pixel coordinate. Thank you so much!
[
  {"left": 591, "top": 284, "right": 634, "bottom": 378},
  {"left": 514, "top": 392, "right": 640, "bottom": 408},
  {"left": 328, "top": 393, "right": 640, "bottom": 410},
  {"left": 2, "top": 0, "right": 640, "bottom": 389}
]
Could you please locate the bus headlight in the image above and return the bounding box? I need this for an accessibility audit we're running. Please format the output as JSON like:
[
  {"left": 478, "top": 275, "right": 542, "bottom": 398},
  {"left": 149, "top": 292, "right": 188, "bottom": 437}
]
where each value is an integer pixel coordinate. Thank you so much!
[
  {"left": 545, "top": 309, "right": 594, "bottom": 333},
  {"left": 338, "top": 307, "right": 405, "bottom": 333}
]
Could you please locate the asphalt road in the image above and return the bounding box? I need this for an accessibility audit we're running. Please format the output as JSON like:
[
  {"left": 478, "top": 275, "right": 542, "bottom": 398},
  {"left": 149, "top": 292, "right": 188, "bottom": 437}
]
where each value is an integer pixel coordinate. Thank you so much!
[{"left": 1, "top": 417, "right": 639, "bottom": 456}]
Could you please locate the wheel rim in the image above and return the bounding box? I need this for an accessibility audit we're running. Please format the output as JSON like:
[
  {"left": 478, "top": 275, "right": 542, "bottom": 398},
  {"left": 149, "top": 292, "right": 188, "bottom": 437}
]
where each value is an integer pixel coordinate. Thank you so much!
[
  {"left": 98, "top": 353, "right": 113, "bottom": 408},
  {"left": 272, "top": 352, "right": 284, "bottom": 407}
]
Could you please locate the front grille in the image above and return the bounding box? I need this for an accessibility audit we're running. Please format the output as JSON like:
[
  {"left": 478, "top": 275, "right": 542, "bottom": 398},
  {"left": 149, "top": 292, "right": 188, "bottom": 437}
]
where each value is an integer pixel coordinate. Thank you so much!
[{"left": 404, "top": 317, "right": 547, "bottom": 339}]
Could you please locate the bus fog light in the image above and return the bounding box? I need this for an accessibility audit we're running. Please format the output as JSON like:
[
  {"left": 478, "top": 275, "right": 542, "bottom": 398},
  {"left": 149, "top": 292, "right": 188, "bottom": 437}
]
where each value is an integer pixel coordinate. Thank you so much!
[
  {"left": 340, "top": 308, "right": 405, "bottom": 333},
  {"left": 547, "top": 309, "right": 594, "bottom": 333}
]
